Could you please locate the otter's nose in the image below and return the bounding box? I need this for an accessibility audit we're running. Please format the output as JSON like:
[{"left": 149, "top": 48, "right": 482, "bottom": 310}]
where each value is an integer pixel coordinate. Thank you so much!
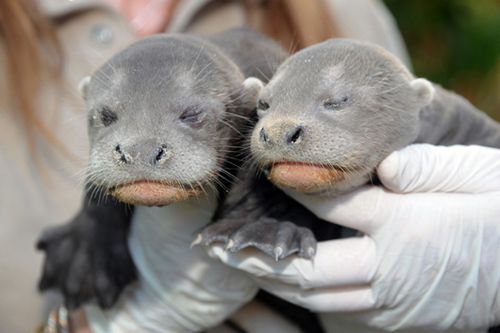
[
  {"left": 259, "top": 128, "right": 269, "bottom": 144},
  {"left": 286, "top": 126, "right": 304, "bottom": 145},
  {"left": 113, "top": 140, "right": 172, "bottom": 166},
  {"left": 259, "top": 123, "right": 305, "bottom": 147},
  {"left": 151, "top": 144, "right": 170, "bottom": 165},
  {"left": 113, "top": 144, "right": 132, "bottom": 164}
]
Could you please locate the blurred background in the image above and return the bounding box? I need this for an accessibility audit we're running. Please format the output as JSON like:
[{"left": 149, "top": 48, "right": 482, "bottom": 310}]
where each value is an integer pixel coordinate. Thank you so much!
[{"left": 384, "top": 0, "right": 500, "bottom": 120}]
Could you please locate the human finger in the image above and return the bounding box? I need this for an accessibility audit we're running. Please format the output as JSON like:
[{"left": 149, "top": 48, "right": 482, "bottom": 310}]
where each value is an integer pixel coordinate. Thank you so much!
[
  {"left": 378, "top": 144, "right": 500, "bottom": 194},
  {"left": 285, "top": 186, "right": 386, "bottom": 234},
  {"left": 256, "top": 278, "right": 375, "bottom": 312}
]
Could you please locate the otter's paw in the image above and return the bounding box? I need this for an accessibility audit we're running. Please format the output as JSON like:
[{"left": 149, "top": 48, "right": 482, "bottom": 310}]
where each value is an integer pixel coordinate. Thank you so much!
[
  {"left": 36, "top": 216, "right": 136, "bottom": 310},
  {"left": 194, "top": 219, "right": 317, "bottom": 261}
]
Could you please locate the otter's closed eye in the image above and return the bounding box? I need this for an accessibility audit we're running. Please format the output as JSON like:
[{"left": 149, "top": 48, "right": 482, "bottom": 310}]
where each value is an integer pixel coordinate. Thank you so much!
[
  {"left": 323, "top": 96, "right": 349, "bottom": 111},
  {"left": 179, "top": 108, "right": 205, "bottom": 126},
  {"left": 100, "top": 107, "right": 118, "bottom": 127},
  {"left": 257, "top": 100, "right": 270, "bottom": 111}
]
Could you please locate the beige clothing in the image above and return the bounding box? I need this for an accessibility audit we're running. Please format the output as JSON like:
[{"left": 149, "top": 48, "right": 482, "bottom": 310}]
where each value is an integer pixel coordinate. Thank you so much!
[
  {"left": 0, "top": 2, "right": 135, "bottom": 332},
  {"left": 168, "top": 0, "right": 411, "bottom": 67}
]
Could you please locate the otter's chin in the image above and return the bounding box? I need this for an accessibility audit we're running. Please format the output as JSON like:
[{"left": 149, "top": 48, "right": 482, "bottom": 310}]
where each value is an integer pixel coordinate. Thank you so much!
[
  {"left": 111, "top": 181, "right": 202, "bottom": 207},
  {"left": 268, "top": 162, "right": 346, "bottom": 194}
]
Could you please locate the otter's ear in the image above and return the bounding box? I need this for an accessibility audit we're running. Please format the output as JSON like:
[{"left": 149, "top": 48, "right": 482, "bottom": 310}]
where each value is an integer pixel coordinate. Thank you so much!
[
  {"left": 78, "top": 76, "right": 91, "bottom": 100},
  {"left": 240, "top": 77, "right": 264, "bottom": 109},
  {"left": 411, "top": 78, "right": 434, "bottom": 106}
]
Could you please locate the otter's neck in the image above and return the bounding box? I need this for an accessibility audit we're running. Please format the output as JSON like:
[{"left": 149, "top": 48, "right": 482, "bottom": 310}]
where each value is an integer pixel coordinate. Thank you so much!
[{"left": 415, "top": 85, "right": 500, "bottom": 148}]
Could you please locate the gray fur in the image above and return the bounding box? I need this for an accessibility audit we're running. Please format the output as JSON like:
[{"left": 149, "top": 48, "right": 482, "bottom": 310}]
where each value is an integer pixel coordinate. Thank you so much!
[
  {"left": 250, "top": 39, "right": 500, "bottom": 195},
  {"left": 84, "top": 35, "right": 239, "bottom": 192},
  {"left": 37, "top": 28, "right": 290, "bottom": 310},
  {"left": 416, "top": 85, "right": 500, "bottom": 146},
  {"left": 82, "top": 30, "right": 285, "bottom": 198}
]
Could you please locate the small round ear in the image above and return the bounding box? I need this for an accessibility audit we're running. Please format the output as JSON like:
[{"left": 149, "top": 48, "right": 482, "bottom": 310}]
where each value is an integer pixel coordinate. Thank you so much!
[
  {"left": 78, "top": 76, "right": 91, "bottom": 100},
  {"left": 411, "top": 78, "right": 434, "bottom": 106},
  {"left": 240, "top": 77, "right": 264, "bottom": 109}
]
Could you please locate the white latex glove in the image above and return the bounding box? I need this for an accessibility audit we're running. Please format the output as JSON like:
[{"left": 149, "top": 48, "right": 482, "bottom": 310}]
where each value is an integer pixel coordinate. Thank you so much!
[
  {"left": 208, "top": 144, "right": 500, "bottom": 331},
  {"left": 85, "top": 194, "right": 258, "bottom": 333}
]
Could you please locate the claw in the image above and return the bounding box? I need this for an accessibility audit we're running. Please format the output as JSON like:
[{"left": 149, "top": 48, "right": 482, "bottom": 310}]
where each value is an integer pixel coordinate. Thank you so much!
[
  {"left": 190, "top": 234, "right": 203, "bottom": 248},
  {"left": 307, "top": 247, "right": 315, "bottom": 259},
  {"left": 273, "top": 247, "right": 283, "bottom": 261},
  {"left": 225, "top": 239, "right": 235, "bottom": 251}
]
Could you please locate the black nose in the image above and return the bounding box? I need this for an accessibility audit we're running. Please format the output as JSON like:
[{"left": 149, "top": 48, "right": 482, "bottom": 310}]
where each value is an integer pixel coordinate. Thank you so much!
[
  {"left": 259, "top": 128, "right": 269, "bottom": 143},
  {"left": 286, "top": 126, "right": 304, "bottom": 145},
  {"left": 114, "top": 144, "right": 131, "bottom": 164},
  {"left": 151, "top": 144, "right": 169, "bottom": 165}
]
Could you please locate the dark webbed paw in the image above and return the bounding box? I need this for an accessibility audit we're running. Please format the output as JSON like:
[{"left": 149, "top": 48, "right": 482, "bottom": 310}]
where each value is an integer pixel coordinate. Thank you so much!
[
  {"left": 36, "top": 213, "right": 136, "bottom": 310},
  {"left": 194, "top": 218, "right": 317, "bottom": 261}
]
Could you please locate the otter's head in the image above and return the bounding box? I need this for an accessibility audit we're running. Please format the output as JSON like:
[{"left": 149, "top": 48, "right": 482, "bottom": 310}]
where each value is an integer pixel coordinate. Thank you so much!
[
  {"left": 81, "top": 36, "right": 258, "bottom": 206},
  {"left": 249, "top": 39, "right": 434, "bottom": 195}
]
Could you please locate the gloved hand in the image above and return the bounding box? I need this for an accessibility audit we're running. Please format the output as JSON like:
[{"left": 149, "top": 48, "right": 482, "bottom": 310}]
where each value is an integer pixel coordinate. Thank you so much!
[
  {"left": 208, "top": 144, "right": 500, "bottom": 331},
  {"left": 85, "top": 195, "right": 258, "bottom": 333}
]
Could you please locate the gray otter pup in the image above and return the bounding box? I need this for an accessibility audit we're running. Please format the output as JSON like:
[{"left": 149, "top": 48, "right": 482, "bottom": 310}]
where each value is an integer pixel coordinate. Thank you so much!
[
  {"left": 37, "top": 28, "right": 292, "bottom": 309},
  {"left": 81, "top": 32, "right": 272, "bottom": 207},
  {"left": 38, "top": 29, "right": 331, "bottom": 330},
  {"left": 251, "top": 39, "right": 500, "bottom": 194},
  {"left": 199, "top": 38, "right": 500, "bottom": 255}
]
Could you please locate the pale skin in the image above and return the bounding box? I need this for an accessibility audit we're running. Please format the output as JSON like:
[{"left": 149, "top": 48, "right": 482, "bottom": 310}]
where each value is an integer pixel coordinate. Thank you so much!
[{"left": 101, "top": 0, "right": 177, "bottom": 36}]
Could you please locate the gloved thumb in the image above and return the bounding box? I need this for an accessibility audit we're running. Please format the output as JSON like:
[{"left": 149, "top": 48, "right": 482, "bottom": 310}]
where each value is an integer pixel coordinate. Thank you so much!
[{"left": 378, "top": 144, "right": 500, "bottom": 194}]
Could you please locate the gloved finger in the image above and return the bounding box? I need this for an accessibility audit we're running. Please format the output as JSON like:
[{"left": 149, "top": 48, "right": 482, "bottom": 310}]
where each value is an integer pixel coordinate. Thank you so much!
[
  {"left": 378, "top": 144, "right": 500, "bottom": 194},
  {"left": 256, "top": 278, "right": 375, "bottom": 312},
  {"left": 285, "top": 186, "right": 387, "bottom": 234},
  {"left": 208, "top": 236, "right": 376, "bottom": 289}
]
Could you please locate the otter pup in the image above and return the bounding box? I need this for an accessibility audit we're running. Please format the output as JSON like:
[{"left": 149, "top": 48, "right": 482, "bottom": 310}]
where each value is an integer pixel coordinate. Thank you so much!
[
  {"left": 37, "top": 28, "right": 294, "bottom": 309},
  {"left": 39, "top": 29, "right": 332, "bottom": 331},
  {"left": 199, "top": 38, "right": 500, "bottom": 255},
  {"left": 38, "top": 29, "right": 331, "bottom": 331}
]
